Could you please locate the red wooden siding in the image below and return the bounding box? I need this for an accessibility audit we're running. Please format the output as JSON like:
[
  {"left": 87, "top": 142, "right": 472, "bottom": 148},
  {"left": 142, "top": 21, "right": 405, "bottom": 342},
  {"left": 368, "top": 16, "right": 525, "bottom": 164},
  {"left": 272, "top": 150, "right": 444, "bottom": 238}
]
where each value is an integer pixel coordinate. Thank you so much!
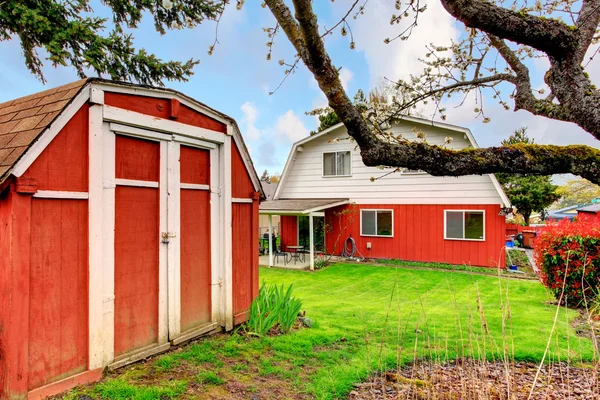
[
  {"left": 280, "top": 216, "right": 298, "bottom": 248},
  {"left": 318, "top": 204, "right": 506, "bottom": 267},
  {"left": 21, "top": 105, "right": 89, "bottom": 191},
  {"left": 232, "top": 202, "right": 259, "bottom": 324},
  {"left": 116, "top": 135, "right": 160, "bottom": 182},
  {"left": 104, "top": 93, "right": 227, "bottom": 133},
  {"left": 28, "top": 199, "right": 88, "bottom": 389},
  {"left": 0, "top": 189, "right": 12, "bottom": 393},
  {"left": 114, "top": 186, "right": 159, "bottom": 356},
  {"left": 180, "top": 146, "right": 210, "bottom": 185},
  {"left": 232, "top": 143, "right": 254, "bottom": 199},
  {"left": 180, "top": 146, "right": 211, "bottom": 332}
]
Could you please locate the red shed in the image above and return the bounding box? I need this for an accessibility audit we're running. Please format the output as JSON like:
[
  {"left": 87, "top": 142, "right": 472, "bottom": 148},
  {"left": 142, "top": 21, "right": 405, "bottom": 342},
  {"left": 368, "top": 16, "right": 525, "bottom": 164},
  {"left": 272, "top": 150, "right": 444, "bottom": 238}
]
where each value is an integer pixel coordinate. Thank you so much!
[{"left": 0, "top": 79, "right": 263, "bottom": 399}]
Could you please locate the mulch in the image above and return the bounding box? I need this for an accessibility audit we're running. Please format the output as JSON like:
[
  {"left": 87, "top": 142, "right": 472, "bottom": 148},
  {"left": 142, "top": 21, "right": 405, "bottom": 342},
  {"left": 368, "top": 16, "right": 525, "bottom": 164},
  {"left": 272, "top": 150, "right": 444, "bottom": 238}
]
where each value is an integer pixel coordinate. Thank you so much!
[{"left": 349, "top": 360, "right": 599, "bottom": 399}]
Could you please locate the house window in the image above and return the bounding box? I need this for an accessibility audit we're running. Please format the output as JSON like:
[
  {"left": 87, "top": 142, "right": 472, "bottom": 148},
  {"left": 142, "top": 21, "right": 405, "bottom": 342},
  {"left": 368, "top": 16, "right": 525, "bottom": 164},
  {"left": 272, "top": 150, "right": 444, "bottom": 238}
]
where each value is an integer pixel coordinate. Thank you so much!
[
  {"left": 445, "top": 210, "right": 485, "bottom": 241},
  {"left": 361, "top": 210, "right": 393, "bottom": 237},
  {"left": 323, "top": 151, "right": 351, "bottom": 176}
]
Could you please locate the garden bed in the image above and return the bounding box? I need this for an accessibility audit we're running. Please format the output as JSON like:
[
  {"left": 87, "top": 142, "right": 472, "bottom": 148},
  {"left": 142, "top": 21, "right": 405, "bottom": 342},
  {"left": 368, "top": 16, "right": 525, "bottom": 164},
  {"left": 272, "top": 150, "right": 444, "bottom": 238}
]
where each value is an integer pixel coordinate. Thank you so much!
[{"left": 349, "top": 360, "right": 599, "bottom": 399}]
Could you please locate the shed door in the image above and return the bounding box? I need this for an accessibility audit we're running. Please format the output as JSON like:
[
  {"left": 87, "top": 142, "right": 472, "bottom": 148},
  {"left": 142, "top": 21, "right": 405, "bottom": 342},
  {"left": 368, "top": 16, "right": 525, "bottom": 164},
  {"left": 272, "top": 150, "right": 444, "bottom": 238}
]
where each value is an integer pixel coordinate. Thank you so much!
[
  {"left": 179, "top": 145, "right": 212, "bottom": 332},
  {"left": 114, "top": 135, "right": 161, "bottom": 357}
]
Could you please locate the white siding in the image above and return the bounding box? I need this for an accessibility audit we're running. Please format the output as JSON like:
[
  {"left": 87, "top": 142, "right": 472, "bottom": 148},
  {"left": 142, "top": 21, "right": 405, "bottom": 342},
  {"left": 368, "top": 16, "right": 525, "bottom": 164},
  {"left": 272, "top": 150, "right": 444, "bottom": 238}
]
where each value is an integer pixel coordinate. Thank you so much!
[{"left": 277, "top": 121, "right": 504, "bottom": 205}]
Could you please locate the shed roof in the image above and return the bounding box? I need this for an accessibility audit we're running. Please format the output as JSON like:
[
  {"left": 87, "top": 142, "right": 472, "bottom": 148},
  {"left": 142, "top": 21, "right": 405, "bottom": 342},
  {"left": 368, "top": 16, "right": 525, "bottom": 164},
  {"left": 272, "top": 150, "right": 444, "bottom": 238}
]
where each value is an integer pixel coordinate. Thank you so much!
[
  {"left": 259, "top": 198, "right": 349, "bottom": 215},
  {"left": 578, "top": 203, "right": 600, "bottom": 213},
  {"left": 0, "top": 79, "right": 88, "bottom": 181}
]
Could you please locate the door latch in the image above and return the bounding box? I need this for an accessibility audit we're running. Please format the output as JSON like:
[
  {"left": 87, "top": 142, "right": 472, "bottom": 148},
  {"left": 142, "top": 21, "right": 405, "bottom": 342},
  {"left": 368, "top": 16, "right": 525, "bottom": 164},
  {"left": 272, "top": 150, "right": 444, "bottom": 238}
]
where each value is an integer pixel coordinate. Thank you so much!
[{"left": 161, "top": 232, "right": 176, "bottom": 244}]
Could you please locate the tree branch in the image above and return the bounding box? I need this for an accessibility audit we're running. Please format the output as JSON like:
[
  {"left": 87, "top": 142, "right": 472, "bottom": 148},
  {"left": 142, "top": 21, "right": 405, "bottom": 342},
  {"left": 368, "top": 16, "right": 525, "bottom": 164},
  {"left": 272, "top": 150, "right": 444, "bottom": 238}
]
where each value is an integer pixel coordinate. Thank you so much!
[
  {"left": 265, "top": 0, "right": 600, "bottom": 185},
  {"left": 361, "top": 142, "right": 600, "bottom": 185},
  {"left": 440, "top": 0, "right": 578, "bottom": 59},
  {"left": 575, "top": 0, "right": 600, "bottom": 63},
  {"left": 487, "top": 35, "right": 571, "bottom": 121}
]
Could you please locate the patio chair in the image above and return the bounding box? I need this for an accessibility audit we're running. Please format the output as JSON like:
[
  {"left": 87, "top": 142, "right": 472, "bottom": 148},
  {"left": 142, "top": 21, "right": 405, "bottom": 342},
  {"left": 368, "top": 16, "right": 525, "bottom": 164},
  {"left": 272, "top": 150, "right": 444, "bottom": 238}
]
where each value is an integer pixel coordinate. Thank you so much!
[{"left": 274, "top": 243, "right": 290, "bottom": 265}]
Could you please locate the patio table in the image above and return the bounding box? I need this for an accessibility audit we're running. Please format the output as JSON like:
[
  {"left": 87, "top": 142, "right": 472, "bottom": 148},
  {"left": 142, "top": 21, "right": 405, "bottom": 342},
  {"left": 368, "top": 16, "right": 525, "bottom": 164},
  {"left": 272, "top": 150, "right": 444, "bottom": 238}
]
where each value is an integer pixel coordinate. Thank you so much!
[{"left": 286, "top": 245, "right": 305, "bottom": 264}]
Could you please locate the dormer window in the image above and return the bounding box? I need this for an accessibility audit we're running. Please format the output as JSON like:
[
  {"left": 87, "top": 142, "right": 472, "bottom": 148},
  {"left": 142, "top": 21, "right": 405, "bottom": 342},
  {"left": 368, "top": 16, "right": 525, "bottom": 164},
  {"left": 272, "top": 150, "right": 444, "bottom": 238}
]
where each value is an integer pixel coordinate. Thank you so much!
[{"left": 323, "top": 151, "right": 351, "bottom": 177}]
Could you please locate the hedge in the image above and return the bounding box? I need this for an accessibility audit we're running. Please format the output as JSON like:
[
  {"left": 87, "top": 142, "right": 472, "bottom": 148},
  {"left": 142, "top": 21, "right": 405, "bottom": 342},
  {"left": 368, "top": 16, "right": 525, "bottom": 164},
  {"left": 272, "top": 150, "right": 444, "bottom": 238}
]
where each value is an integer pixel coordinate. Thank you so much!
[{"left": 534, "top": 215, "right": 600, "bottom": 307}]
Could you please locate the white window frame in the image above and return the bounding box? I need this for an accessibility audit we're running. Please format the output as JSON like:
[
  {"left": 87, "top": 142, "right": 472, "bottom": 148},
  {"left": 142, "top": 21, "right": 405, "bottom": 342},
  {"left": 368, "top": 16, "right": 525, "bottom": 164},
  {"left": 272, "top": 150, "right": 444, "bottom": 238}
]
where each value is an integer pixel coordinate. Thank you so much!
[
  {"left": 322, "top": 151, "right": 352, "bottom": 177},
  {"left": 444, "top": 209, "right": 486, "bottom": 241},
  {"left": 360, "top": 209, "right": 394, "bottom": 238}
]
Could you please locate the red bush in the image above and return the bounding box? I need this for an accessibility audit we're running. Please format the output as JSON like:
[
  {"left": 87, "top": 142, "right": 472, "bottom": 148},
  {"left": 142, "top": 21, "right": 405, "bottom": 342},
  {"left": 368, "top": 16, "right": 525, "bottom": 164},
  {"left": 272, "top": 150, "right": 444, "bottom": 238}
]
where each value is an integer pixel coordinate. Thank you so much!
[{"left": 534, "top": 215, "right": 600, "bottom": 307}]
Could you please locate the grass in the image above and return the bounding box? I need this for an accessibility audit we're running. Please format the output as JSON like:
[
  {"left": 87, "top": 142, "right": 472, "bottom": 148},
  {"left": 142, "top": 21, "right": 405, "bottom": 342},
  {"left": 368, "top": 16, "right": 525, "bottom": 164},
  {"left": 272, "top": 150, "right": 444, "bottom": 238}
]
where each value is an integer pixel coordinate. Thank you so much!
[{"left": 65, "top": 263, "right": 595, "bottom": 399}]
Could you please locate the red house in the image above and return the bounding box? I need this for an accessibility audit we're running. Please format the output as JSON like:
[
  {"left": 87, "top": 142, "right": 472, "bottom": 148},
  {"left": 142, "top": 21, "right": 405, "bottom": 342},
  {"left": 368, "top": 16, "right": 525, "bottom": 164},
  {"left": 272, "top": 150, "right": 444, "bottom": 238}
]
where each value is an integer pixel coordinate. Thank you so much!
[
  {"left": 260, "top": 119, "right": 510, "bottom": 269},
  {"left": 0, "top": 79, "right": 263, "bottom": 399}
]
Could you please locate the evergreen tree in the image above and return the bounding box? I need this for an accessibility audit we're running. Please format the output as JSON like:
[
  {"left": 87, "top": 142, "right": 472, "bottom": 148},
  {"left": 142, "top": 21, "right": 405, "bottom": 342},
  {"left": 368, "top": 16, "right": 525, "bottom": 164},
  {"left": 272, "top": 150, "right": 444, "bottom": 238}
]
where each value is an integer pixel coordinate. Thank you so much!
[{"left": 496, "top": 128, "right": 560, "bottom": 225}]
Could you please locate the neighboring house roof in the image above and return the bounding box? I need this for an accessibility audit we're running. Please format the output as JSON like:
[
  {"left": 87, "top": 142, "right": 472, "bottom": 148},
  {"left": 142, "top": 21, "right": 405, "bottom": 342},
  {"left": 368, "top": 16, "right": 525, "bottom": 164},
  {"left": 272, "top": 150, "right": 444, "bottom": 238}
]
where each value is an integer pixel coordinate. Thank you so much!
[
  {"left": 0, "top": 78, "right": 264, "bottom": 198},
  {"left": 0, "top": 79, "right": 88, "bottom": 181},
  {"left": 261, "top": 181, "right": 278, "bottom": 200},
  {"left": 260, "top": 198, "right": 349, "bottom": 215},
  {"left": 577, "top": 203, "right": 600, "bottom": 214},
  {"left": 547, "top": 205, "right": 580, "bottom": 220},
  {"left": 273, "top": 119, "right": 511, "bottom": 207}
]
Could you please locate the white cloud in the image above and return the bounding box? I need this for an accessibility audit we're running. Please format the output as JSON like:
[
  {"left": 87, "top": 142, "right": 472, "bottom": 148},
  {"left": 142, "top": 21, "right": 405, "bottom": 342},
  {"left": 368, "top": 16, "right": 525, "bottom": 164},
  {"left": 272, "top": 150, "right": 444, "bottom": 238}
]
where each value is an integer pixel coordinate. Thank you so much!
[
  {"left": 275, "top": 110, "right": 310, "bottom": 142},
  {"left": 240, "top": 101, "right": 261, "bottom": 140},
  {"left": 339, "top": 67, "right": 353, "bottom": 91},
  {"left": 350, "top": 0, "right": 459, "bottom": 85}
]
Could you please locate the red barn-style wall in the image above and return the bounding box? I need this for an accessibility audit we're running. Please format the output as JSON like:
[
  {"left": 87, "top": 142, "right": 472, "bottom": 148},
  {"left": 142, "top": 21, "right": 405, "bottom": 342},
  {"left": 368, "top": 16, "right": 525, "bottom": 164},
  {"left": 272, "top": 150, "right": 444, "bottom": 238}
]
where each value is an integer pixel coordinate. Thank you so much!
[
  {"left": 321, "top": 204, "right": 506, "bottom": 267},
  {"left": 231, "top": 143, "right": 260, "bottom": 324},
  {"left": 0, "top": 79, "right": 262, "bottom": 399},
  {"left": 280, "top": 216, "right": 298, "bottom": 247}
]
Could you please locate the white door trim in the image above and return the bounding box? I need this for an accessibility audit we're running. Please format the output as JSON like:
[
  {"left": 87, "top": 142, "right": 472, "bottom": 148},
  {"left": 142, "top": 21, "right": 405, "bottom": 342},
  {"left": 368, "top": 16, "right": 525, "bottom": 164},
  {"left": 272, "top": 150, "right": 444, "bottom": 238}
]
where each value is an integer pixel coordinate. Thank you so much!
[
  {"left": 166, "top": 141, "right": 181, "bottom": 340},
  {"left": 103, "top": 105, "right": 226, "bottom": 145}
]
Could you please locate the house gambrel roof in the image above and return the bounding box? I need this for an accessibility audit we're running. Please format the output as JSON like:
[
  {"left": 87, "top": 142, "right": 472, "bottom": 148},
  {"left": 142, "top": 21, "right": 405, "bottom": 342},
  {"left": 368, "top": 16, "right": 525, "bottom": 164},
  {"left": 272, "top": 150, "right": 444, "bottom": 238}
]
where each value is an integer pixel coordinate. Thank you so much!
[
  {"left": 274, "top": 117, "right": 511, "bottom": 208},
  {"left": 0, "top": 78, "right": 264, "bottom": 198}
]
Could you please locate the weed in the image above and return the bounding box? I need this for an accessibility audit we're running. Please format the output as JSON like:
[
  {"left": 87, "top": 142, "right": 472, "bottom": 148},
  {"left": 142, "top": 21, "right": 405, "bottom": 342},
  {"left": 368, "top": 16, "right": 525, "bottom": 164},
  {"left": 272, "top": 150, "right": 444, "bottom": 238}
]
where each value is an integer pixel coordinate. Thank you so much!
[
  {"left": 93, "top": 378, "right": 187, "bottom": 399},
  {"left": 196, "top": 370, "right": 225, "bottom": 385},
  {"left": 154, "top": 355, "right": 178, "bottom": 371}
]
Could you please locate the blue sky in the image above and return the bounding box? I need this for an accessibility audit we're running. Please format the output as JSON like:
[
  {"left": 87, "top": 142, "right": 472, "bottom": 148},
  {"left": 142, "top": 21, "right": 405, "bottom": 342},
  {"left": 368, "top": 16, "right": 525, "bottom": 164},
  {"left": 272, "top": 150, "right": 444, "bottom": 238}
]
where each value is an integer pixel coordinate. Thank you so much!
[{"left": 1, "top": 0, "right": 598, "bottom": 177}]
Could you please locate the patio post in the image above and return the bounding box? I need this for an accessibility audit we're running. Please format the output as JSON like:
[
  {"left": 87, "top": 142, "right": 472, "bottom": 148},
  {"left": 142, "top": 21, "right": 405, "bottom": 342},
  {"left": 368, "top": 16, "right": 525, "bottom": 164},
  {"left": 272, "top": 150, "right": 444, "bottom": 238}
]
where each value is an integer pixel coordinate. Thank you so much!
[
  {"left": 268, "top": 214, "right": 273, "bottom": 267},
  {"left": 309, "top": 214, "right": 314, "bottom": 271}
]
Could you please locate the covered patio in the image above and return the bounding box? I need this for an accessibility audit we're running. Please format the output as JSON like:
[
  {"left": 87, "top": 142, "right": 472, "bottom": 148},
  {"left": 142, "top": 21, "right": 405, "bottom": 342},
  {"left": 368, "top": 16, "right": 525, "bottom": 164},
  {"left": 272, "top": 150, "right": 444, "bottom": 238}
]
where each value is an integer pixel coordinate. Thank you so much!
[{"left": 259, "top": 198, "right": 349, "bottom": 270}]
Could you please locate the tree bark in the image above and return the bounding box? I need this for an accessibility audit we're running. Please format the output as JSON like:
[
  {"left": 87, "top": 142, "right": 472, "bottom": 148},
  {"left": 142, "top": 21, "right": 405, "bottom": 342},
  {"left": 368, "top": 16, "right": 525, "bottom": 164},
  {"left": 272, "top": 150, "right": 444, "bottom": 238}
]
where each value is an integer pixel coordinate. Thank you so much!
[{"left": 264, "top": 0, "right": 600, "bottom": 185}]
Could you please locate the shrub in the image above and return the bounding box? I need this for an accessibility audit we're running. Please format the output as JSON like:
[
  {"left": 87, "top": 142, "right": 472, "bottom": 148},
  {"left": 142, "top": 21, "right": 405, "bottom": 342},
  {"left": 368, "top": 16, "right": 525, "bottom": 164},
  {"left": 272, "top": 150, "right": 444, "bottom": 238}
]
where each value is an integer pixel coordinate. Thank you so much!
[
  {"left": 245, "top": 283, "right": 303, "bottom": 336},
  {"left": 534, "top": 215, "right": 600, "bottom": 307}
]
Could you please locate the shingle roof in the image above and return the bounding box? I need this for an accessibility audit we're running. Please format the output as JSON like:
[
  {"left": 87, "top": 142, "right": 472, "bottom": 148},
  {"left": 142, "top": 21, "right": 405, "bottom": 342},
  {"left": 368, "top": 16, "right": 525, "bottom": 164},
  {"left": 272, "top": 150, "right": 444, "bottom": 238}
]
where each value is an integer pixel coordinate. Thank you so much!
[{"left": 0, "top": 79, "right": 89, "bottom": 183}]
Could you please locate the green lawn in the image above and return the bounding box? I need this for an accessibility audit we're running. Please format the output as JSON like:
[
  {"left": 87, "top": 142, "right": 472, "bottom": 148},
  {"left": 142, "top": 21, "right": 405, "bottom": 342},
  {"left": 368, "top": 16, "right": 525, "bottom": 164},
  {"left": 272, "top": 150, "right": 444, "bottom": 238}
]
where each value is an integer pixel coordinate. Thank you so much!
[{"left": 68, "top": 263, "right": 595, "bottom": 400}]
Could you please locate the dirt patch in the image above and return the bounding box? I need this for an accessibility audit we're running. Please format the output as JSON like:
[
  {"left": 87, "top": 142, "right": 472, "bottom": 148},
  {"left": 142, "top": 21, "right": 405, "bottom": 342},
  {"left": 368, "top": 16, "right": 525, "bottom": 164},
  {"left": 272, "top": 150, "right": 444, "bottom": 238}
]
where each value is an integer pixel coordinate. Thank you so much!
[
  {"left": 571, "top": 310, "right": 600, "bottom": 345},
  {"left": 349, "top": 360, "right": 599, "bottom": 399}
]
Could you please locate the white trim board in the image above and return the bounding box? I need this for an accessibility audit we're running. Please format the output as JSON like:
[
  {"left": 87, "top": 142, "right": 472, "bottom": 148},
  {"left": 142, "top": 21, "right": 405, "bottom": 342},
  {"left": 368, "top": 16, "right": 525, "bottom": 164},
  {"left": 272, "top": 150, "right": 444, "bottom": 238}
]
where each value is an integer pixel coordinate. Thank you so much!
[
  {"left": 232, "top": 198, "right": 253, "bottom": 204},
  {"left": 115, "top": 179, "right": 159, "bottom": 188},
  {"left": 33, "top": 190, "right": 89, "bottom": 199},
  {"left": 181, "top": 183, "right": 210, "bottom": 191},
  {"left": 103, "top": 105, "right": 226, "bottom": 145}
]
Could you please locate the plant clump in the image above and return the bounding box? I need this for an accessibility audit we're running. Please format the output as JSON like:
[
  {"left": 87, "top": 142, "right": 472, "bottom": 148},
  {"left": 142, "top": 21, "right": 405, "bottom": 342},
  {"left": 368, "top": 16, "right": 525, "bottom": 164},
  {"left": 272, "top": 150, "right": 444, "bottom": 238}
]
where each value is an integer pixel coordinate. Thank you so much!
[
  {"left": 244, "top": 283, "right": 304, "bottom": 336},
  {"left": 534, "top": 215, "right": 600, "bottom": 307}
]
